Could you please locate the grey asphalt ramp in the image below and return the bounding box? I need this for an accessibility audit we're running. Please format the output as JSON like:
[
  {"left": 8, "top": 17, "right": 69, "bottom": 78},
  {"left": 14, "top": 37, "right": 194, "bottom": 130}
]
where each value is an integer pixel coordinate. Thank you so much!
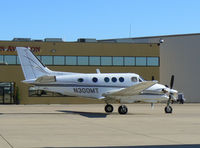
[{"left": 0, "top": 104, "right": 199, "bottom": 148}]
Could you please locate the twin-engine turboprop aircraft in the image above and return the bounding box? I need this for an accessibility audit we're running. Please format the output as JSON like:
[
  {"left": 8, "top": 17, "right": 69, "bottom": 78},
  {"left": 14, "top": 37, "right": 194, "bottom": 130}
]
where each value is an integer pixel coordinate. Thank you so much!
[{"left": 16, "top": 47, "right": 180, "bottom": 114}]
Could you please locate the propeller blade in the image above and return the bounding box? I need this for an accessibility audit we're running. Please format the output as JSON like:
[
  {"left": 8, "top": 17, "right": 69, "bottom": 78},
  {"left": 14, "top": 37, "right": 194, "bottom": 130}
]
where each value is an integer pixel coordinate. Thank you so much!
[{"left": 170, "top": 75, "right": 174, "bottom": 89}]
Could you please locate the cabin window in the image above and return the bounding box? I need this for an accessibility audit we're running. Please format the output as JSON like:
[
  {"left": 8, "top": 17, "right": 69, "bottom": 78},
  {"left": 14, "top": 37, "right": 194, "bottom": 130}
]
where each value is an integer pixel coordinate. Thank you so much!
[
  {"left": 78, "top": 78, "right": 84, "bottom": 82},
  {"left": 112, "top": 77, "right": 117, "bottom": 82},
  {"left": 131, "top": 77, "right": 137, "bottom": 82},
  {"left": 92, "top": 77, "right": 98, "bottom": 83},
  {"left": 104, "top": 77, "right": 110, "bottom": 82},
  {"left": 119, "top": 77, "right": 124, "bottom": 82}
]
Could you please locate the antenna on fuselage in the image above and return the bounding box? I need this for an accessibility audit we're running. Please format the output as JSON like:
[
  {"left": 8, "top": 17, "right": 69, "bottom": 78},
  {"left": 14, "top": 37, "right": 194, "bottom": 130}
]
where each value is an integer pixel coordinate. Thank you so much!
[{"left": 96, "top": 69, "right": 101, "bottom": 74}]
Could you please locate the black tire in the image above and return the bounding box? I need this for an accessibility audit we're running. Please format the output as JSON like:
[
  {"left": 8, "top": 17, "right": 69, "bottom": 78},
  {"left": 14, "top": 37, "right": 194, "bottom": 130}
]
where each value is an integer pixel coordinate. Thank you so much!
[
  {"left": 118, "top": 105, "right": 128, "bottom": 114},
  {"left": 105, "top": 104, "right": 114, "bottom": 113},
  {"left": 165, "top": 106, "right": 173, "bottom": 114}
]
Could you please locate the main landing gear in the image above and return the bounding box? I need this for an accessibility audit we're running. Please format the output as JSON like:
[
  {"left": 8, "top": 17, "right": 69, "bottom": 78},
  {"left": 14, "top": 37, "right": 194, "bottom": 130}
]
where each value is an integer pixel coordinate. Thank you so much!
[{"left": 105, "top": 104, "right": 128, "bottom": 115}]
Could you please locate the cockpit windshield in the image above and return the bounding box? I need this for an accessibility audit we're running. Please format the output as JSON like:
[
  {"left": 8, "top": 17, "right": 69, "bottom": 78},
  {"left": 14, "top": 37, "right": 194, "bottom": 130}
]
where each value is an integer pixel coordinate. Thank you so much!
[{"left": 139, "top": 76, "right": 145, "bottom": 82}]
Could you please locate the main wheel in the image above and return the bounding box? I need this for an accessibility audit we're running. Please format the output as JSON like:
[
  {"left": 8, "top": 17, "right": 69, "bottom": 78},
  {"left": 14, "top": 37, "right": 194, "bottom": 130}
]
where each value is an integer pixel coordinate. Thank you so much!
[
  {"left": 165, "top": 106, "right": 173, "bottom": 114},
  {"left": 105, "top": 104, "right": 114, "bottom": 113},
  {"left": 118, "top": 105, "right": 128, "bottom": 114}
]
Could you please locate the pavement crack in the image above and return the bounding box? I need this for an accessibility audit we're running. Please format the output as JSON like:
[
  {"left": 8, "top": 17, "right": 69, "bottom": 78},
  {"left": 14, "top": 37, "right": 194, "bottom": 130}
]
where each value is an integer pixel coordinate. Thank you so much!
[{"left": 0, "top": 134, "right": 14, "bottom": 148}]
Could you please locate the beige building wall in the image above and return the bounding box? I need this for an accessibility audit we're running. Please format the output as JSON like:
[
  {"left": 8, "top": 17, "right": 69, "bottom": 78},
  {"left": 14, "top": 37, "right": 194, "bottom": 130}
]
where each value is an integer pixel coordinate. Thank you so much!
[{"left": 159, "top": 35, "right": 200, "bottom": 102}]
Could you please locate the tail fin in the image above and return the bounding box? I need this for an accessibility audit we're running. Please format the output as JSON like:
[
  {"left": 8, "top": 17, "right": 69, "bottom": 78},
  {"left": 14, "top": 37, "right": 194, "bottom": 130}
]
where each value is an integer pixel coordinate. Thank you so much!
[{"left": 16, "top": 47, "right": 52, "bottom": 80}]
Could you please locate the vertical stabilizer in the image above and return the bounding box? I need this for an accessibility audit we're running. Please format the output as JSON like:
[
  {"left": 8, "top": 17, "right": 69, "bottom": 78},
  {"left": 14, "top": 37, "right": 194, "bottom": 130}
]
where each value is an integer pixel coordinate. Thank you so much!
[{"left": 16, "top": 47, "right": 51, "bottom": 80}]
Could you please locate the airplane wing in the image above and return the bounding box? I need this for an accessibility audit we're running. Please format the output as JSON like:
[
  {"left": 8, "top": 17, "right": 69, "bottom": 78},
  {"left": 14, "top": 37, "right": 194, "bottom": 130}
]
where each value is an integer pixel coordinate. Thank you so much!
[{"left": 103, "top": 81, "right": 157, "bottom": 97}]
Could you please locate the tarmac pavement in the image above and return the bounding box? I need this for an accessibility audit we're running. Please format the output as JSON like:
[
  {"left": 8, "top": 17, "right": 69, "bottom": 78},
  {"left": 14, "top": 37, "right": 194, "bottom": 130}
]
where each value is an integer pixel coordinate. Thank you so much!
[{"left": 0, "top": 104, "right": 200, "bottom": 148}]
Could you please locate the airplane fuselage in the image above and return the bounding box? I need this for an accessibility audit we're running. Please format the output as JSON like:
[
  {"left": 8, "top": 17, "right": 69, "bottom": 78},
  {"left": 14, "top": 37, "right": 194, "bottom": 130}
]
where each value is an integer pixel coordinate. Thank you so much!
[{"left": 29, "top": 73, "right": 169, "bottom": 103}]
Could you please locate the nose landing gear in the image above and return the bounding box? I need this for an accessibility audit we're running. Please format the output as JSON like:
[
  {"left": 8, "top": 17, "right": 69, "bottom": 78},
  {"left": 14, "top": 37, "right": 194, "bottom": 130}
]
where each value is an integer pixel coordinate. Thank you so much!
[{"left": 165, "top": 105, "right": 173, "bottom": 113}]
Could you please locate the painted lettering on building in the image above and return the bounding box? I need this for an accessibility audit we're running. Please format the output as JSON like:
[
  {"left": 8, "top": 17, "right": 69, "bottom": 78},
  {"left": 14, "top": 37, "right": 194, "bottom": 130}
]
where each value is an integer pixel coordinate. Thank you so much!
[{"left": 0, "top": 46, "right": 40, "bottom": 52}]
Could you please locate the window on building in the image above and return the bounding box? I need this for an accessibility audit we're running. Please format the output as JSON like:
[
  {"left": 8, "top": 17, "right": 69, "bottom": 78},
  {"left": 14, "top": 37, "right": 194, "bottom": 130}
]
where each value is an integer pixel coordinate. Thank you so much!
[
  {"left": 41, "top": 56, "right": 53, "bottom": 65},
  {"left": 0, "top": 55, "right": 3, "bottom": 63},
  {"left": 4, "top": 55, "right": 16, "bottom": 64},
  {"left": 66, "top": 56, "right": 77, "bottom": 65},
  {"left": 113, "top": 57, "right": 123, "bottom": 66},
  {"left": 78, "top": 56, "right": 88, "bottom": 65},
  {"left": 136, "top": 57, "right": 146, "bottom": 66},
  {"left": 16, "top": 56, "right": 20, "bottom": 64},
  {"left": 124, "top": 57, "right": 135, "bottom": 66},
  {"left": 36, "top": 56, "right": 41, "bottom": 60},
  {"left": 54, "top": 56, "right": 65, "bottom": 65},
  {"left": 147, "top": 57, "right": 159, "bottom": 66},
  {"left": 101, "top": 57, "right": 112, "bottom": 66},
  {"left": 89, "top": 56, "right": 100, "bottom": 66}
]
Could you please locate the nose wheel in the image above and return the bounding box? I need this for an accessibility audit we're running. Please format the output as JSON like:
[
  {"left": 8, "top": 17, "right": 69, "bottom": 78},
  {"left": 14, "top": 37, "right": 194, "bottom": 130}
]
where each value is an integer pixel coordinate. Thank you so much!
[
  {"left": 105, "top": 104, "right": 114, "bottom": 113},
  {"left": 165, "top": 105, "right": 173, "bottom": 113},
  {"left": 118, "top": 105, "right": 128, "bottom": 114}
]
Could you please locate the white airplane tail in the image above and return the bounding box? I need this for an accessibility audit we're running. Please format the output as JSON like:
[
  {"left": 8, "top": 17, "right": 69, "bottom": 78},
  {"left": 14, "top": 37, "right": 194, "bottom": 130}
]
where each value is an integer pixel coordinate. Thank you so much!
[{"left": 16, "top": 47, "right": 52, "bottom": 80}]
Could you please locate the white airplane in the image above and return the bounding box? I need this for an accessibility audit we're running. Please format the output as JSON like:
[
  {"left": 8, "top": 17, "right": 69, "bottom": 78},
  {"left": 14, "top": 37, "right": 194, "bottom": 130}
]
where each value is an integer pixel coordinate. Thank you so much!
[{"left": 16, "top": 47, "right": 180, "bottom": 114}]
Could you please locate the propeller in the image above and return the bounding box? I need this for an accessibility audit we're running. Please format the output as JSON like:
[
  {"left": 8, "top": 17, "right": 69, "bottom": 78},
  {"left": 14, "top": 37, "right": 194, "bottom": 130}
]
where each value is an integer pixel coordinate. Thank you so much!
[
  {"left": 162, "top": 75, "right": 175, "bottom": 94},
  {"left": 170, "top": 75, "right": 174, "bottom": 89},
  {"left": 167, "top": 75, "right": 176, "bottom": 105}
]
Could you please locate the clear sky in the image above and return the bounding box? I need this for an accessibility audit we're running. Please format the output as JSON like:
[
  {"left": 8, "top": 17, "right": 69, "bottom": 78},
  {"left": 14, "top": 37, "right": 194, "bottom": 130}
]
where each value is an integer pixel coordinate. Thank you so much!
[{"left": 1, "top": 0, "right": 200, "bottom": 41}]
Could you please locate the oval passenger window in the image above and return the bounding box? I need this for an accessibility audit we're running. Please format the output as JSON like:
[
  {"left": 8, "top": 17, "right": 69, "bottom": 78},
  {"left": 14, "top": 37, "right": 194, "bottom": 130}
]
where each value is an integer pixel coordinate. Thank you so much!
[
  {"left": 112, "top": 77, "right": 117, "bottom": 82},
  {"left": 104, "top": 77, "right": 110, "bottom": 82},
  {"left": 78, "top": 78, "right": 84, "bottom": 82},
  {"left": 92, "top": 77, "right": 98, "bottom": 83}
]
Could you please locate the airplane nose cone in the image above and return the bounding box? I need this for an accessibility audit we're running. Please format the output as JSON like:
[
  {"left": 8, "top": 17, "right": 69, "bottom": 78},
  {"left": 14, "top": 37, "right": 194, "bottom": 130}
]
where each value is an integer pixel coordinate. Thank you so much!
[{"left": 170, "top": 89, "right": 178, "bottom": 94}]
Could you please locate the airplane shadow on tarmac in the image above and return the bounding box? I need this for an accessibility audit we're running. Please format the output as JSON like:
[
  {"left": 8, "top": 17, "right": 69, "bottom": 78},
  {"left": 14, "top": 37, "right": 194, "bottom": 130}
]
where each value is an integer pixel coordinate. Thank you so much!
[
  {"left": 56, "top": 110, "right": 150, "bottom": 118},
  {"left": 57, "top": 110, "right": 108, "bottom": 118}
]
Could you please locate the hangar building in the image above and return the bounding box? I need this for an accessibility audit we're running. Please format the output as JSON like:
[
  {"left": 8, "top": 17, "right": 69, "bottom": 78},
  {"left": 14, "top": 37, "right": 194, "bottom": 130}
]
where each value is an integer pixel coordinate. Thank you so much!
[
  {"left": 100, "top": 33, "right": 200, "bottom": 102},
  {"left": 0, "top": 38, "right": 159, "bottom": 104}
]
